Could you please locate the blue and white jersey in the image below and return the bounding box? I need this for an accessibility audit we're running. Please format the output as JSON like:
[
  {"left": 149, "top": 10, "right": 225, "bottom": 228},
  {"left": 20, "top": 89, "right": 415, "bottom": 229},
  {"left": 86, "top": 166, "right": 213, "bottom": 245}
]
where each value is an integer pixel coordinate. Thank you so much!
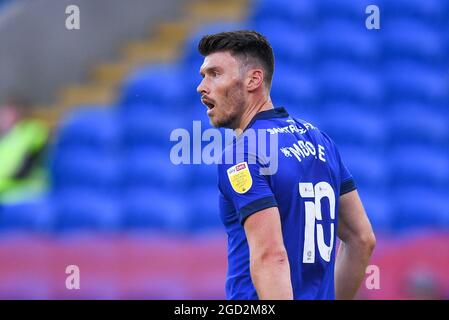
[{"left": 217, "top": 107, "right": 356, "bottom": 300}]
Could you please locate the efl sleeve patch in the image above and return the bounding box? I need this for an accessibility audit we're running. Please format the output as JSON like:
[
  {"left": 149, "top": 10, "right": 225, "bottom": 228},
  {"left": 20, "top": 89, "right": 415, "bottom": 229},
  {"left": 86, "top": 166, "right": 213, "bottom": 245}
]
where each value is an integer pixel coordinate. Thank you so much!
[{"left": 227, "top": 162, "right": 253, "bottom": 194}]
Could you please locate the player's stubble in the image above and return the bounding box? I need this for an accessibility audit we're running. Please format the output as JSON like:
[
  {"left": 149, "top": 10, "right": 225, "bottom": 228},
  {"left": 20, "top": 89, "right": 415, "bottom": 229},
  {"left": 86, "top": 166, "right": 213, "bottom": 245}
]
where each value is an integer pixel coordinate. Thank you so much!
[{"left": 209, "top": 79, "right": 246, "bottom": 130}]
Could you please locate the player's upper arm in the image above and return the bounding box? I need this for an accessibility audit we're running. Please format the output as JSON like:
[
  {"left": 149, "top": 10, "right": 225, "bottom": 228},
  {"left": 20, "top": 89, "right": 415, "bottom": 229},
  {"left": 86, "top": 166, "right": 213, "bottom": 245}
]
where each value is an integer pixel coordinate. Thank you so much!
[
  {"left": 244, "top": 206, "right": 287, "bottom": 261},
  {"left": 338, "top": 189, "right": 376, "bottom": 247},
  {"left": 217, "top": 145, "right": 278, "bottom": 225}
]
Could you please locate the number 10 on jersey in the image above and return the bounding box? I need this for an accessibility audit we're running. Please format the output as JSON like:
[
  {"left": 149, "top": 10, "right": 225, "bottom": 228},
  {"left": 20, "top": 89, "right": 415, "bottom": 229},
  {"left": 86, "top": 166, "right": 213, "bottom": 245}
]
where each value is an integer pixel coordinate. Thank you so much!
[{"left": 299, "top": 182, "right": 336, "bottom": 263}]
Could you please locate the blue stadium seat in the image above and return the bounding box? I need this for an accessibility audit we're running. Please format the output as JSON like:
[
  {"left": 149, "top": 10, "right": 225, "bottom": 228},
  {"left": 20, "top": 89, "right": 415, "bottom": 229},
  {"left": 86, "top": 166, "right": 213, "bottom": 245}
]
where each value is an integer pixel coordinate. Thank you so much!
[
  {"left": 384, "top": 62, "right": 448, "bottom": 104},
  {"left": 0, "top": 197, "right": 53, "bottom": 232},
  {"left": 388, "top": 103, "right": 449, "bottom": 147},
  {"left": 250, "top": 0, "right": 316, "bottom": 28},
  {"left": 358, "top": 191, "right": 392, "bottom": 233},
  {"left": 316, "top": 19, "right": 380, "bottom": 62},
  {"left": 446, "top": 26, "right": 449, "bottom": 64},
  {"left": 319, "top": 107, "right": 386, "bottom": 147},
  {"left": 271, "top": 64, "right": 318, "bottom": 107},
  {"left": 383, "top": 19, "right": 445, "bottom": 64},
  {"left": 316, "top": 0, "right": 375, "bottom": 20},
  {"left": 187, "top": 163, "right": 217, "bottom": 187},
  {"left": 120, "top": 106, "right": 187, "bottom": 147},
  {"left": 318, "top": 62, "right": 382, "bottom": 105},
  {"left": 252, "top": 21, "right": 315, "bottom": 68},
  {"left": 290, "top": 110, "right": 323, "bottom": 127},
  {"left": 338, "top": 145, "right": 388, "bottom": 190},
  {"left": 50, "top": 147, "right": 120, "bottom": 193},
  {"left": 392, "top": 187, "right": 449, "bottom": 231},
  {"left": 188, "top": 187, "right": 222, "bottom": 231},
  {"left": 122, "top": 187, "right": 189, "bottom": 230},
  {"left": 53, "top": 191, "right": 121, "bottom": 231},
  {"left": 119, "top": 63, "right": 188, "bottom": 108},
  {"left": 389, "top": 146, "right": 449, "bottom": 188},
  {"left": 122, "top": 146, "right": 189, "bottom": 189},
  {"left": 382, "top": 0, "right": 447, "bottom": 27},
  {"left": 54, "top": 107, "right": 119, "bottom": 152}
]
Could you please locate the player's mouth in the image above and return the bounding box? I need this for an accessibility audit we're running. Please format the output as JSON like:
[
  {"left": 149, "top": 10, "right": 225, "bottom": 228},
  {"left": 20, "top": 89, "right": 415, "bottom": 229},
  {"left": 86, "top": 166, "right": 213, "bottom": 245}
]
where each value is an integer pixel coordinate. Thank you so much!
[{"left": 201, "top": 98, "right": 215, "bottom": 115}]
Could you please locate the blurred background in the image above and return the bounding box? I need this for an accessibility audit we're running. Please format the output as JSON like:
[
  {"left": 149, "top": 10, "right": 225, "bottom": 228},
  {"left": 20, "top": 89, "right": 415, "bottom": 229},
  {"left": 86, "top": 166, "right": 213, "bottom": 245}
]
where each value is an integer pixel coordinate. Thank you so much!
[{"left": 0, "top": 0, "right": 448, "bottom": 299}]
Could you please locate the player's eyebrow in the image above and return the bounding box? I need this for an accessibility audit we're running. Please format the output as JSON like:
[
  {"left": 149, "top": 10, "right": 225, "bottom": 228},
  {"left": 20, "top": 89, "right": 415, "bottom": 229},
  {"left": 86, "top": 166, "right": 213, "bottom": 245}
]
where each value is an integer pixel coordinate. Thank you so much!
[{"left": 199, "top": 66, "right": 221, "bottom": 78}]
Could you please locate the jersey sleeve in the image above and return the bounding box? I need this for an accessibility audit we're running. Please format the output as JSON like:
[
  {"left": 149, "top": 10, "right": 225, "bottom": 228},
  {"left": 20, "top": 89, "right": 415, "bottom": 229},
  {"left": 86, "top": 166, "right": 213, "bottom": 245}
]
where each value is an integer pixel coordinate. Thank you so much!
[
  {"left": 338, "top": 156, "right": 357, "bottom": 195},
  {"left": 218, "top": 146, "right": 278, "bottom": 226},
  {"left": 334, "top": 145, "right": 357, "bottom": 195}
]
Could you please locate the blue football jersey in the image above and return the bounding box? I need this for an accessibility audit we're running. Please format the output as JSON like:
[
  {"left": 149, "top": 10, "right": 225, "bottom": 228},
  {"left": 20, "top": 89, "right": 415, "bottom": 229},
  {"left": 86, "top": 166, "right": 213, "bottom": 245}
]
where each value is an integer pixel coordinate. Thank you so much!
[{"left": 217, "top": 107, "right": 356, "bottom": 300}]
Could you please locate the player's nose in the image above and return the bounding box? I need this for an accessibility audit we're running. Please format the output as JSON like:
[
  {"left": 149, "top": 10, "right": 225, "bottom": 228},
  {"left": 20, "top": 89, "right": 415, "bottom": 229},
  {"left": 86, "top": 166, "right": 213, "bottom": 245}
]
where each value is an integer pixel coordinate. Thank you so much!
[{"left": 197, "top": 79, "right": 209, "bottom": 95}]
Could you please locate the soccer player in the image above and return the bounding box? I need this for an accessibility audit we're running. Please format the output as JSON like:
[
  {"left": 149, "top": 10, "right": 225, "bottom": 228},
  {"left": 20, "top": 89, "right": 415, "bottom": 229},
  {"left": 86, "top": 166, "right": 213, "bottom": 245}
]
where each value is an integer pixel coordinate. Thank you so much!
[{"left": 196, "top": 31, "right": 376, "bottom": 300}]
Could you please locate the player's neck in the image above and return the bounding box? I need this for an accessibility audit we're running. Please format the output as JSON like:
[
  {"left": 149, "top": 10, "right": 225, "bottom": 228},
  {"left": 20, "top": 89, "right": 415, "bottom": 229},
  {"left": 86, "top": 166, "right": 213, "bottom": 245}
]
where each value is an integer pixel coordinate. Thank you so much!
[{"left": 234, "top": 95, "right": 274, "bottom": 136}]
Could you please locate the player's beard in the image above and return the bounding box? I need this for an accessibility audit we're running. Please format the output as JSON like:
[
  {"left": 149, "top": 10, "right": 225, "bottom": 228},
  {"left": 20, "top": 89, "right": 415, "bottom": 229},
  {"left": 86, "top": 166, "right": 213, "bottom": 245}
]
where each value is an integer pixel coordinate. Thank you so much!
[{"left": 211, "top": 80, "right": 246, "bottom": 129}]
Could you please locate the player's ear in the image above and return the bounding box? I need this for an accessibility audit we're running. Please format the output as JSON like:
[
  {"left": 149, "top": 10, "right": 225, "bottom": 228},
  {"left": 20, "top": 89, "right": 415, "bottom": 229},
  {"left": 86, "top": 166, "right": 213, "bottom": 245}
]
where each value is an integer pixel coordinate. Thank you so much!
[{"left": 246, "top": 68, "right": 264, "bottom": 92}]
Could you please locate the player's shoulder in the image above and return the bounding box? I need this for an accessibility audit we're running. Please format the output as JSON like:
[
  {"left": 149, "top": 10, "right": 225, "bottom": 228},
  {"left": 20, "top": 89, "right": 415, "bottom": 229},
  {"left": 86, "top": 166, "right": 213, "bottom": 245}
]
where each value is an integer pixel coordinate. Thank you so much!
[{"left": 219, "top": 133, "right": 257, "bottom": 167}]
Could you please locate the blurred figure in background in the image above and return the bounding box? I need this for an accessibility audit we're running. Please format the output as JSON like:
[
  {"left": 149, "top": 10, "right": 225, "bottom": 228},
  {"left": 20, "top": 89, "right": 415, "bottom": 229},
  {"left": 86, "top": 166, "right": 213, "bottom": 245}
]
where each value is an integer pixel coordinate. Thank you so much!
[
  {"left": 0, "top": 96, "right": 50, "bottom": 204},
  {"left": 403, "top": 268, "right": 445, "bottom": 300}
]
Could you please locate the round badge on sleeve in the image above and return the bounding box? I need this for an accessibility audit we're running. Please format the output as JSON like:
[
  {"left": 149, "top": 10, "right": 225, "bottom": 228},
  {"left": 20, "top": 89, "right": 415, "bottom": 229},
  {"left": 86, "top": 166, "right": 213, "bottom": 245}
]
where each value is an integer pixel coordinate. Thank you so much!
[{"left": 227, "top": 162, "right": 253, "bottom": 194}]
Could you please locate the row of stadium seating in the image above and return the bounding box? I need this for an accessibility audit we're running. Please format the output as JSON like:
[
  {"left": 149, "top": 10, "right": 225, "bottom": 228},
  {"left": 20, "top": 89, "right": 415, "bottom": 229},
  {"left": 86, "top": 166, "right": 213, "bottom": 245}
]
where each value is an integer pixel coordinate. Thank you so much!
[
  {"left": 1, "top": 0, "right": 448, "bottom": 235},
  {"left": 1, "top": 182, "right": 448, "bottom": 234},
  {"left": 50, "top": 108, "right": 449, "bottom": 190},
  {"left": 0, "top": 190, "right": 220, "bottom": 233},
  {"left": 51, "top": 101, "right": 449, "bottom": 147},
  {"left": 1, "top": 99, "right": 447, "bottom": 234},
  {"left": 251, "top": 0, "right": 449, "bottom": 27},
  {"left": 120, "top": 62, "right": 449, "bottom": 108}
]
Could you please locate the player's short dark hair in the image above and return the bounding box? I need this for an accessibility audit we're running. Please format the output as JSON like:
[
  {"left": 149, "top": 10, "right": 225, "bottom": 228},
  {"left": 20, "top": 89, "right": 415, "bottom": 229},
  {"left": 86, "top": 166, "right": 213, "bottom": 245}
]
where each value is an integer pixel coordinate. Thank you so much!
[{"left": 198, "top": 30, "right": 274, "bottom": 88}]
